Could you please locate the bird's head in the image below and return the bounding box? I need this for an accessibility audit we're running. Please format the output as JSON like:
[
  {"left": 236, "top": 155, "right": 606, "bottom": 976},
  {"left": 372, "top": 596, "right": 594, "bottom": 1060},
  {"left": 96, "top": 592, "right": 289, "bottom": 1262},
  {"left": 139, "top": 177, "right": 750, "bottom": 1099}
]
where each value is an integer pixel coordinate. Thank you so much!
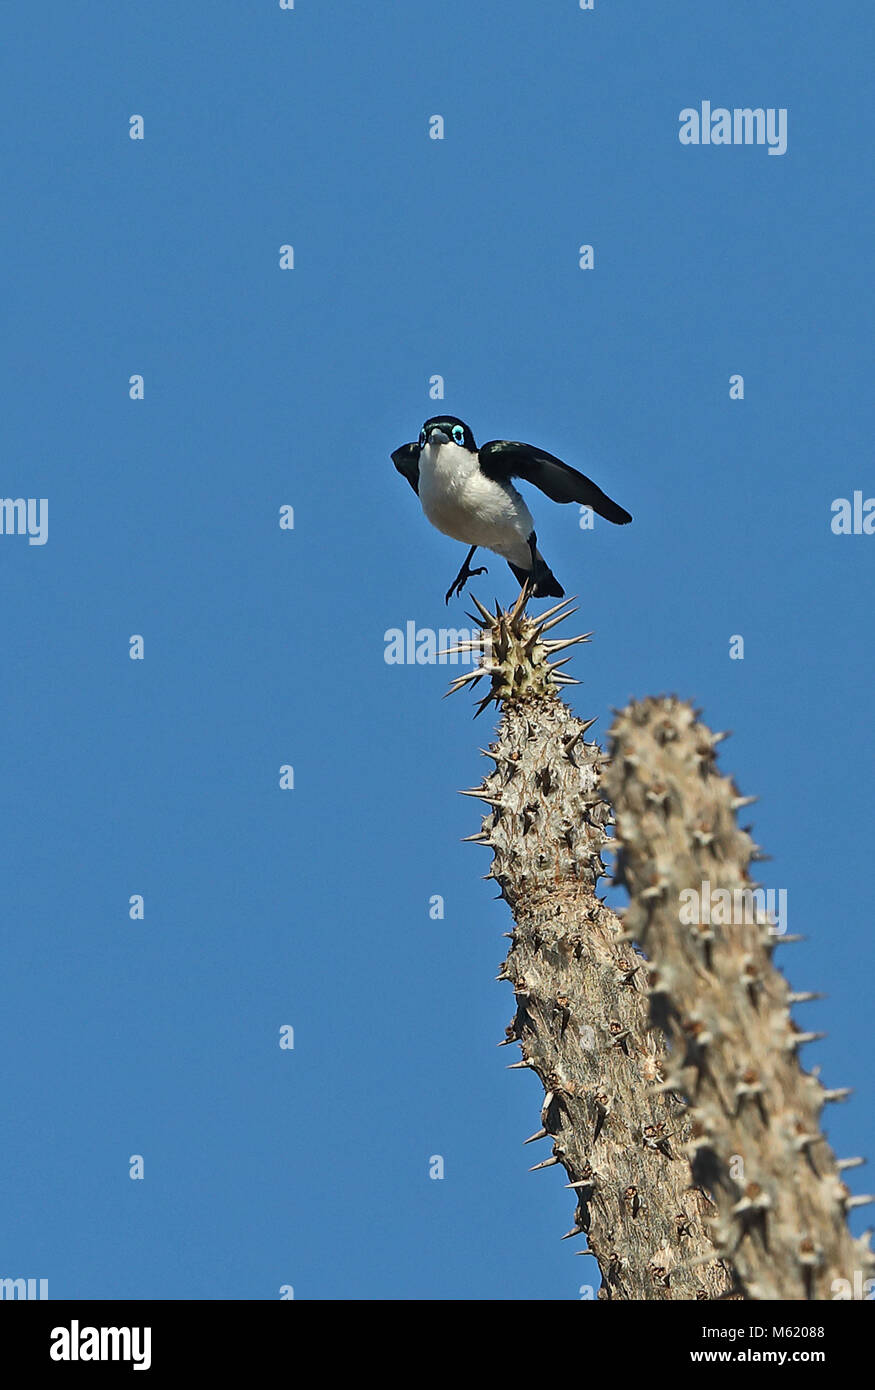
[{"left": 419, "top": 416, "right": 477, "bottom": 451}]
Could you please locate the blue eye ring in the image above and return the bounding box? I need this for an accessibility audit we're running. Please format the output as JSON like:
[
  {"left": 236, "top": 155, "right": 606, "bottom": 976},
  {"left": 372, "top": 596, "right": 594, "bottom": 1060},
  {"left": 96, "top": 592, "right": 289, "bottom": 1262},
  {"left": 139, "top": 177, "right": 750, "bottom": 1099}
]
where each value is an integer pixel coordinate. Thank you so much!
[
  {"left": 418, "top": 428, "right": 427, "bottom": 448},
  {"left": 451, "top": 425, "right": 465, "bottom": 445}
]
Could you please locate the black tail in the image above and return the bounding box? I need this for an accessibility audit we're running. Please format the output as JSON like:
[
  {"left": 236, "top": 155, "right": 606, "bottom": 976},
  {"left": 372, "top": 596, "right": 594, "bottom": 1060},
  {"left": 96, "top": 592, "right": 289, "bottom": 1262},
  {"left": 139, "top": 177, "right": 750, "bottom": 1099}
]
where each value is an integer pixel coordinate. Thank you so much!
[{"left": 508, "top": 559, "right": 564, "bottom": 599}]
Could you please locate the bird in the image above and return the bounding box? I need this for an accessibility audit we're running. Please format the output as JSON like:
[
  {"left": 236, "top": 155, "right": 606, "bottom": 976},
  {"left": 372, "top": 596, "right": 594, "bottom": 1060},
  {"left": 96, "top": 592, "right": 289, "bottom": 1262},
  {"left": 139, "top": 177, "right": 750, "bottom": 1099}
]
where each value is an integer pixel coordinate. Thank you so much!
[{"left": 391, "top": 415, "right": 632, "bottom": 603}]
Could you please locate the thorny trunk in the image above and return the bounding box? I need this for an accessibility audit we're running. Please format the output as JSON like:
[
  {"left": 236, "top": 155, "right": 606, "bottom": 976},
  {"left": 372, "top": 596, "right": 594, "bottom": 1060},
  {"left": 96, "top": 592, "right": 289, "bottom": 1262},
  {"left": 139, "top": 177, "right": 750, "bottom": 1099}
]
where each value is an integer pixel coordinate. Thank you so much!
[
  {"left": 452, "top": 594, "right": 871, "bottom": 1300},
  {"left": 603, "top": 697, "right": 872, "bottom": 1300}
]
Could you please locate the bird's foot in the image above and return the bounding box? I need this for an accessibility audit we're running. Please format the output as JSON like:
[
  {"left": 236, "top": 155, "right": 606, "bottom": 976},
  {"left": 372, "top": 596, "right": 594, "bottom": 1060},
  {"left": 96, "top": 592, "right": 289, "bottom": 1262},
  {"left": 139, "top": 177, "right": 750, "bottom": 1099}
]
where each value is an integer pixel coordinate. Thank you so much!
[{"left": 445, "top": 562, "right": 488, "bottom": 604}]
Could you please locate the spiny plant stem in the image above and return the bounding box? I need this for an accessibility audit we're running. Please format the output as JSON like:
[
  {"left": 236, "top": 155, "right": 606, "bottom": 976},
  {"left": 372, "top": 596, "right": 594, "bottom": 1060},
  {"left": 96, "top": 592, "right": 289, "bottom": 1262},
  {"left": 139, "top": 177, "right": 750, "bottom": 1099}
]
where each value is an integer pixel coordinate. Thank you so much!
[
  {"left": 603, "top": 696, "right": 874, "bottom": 1300},
  {"left": 455, "top": 593, "right": 734, "bottom": 1299},
  {"left": 451, "top": 592, "right": 871, "bottom": 1299}
]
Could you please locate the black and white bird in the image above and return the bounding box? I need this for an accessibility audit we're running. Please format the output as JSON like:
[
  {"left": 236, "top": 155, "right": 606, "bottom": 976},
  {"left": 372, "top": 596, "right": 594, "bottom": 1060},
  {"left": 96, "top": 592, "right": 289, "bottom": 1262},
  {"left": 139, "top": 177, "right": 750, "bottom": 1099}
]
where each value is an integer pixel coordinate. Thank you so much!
[{"left": 392, "top": 415, "right": 632, "bottom": 603}]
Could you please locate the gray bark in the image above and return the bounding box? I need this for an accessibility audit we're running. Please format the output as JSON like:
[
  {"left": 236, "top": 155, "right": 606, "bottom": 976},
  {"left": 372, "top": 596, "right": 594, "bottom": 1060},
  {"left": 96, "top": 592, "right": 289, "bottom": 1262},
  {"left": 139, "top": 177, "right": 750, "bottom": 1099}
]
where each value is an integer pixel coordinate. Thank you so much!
[
  {"left": 451, "top": 595, "right": 871, "bottom": 1299},
  {"left": 453, "top": 597, "right": 733, "bottom": 1298},
  {"left": 603, "top": 696, "right": 873, "bottom": 1300}
]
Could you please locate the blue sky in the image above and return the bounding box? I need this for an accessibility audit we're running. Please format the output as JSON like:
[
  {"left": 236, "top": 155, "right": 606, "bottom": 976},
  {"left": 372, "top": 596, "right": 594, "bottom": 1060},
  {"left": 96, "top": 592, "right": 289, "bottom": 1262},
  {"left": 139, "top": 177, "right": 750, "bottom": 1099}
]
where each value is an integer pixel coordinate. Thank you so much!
[{"left": 2, "top": 2, "right": 872, "bottom": 1299}]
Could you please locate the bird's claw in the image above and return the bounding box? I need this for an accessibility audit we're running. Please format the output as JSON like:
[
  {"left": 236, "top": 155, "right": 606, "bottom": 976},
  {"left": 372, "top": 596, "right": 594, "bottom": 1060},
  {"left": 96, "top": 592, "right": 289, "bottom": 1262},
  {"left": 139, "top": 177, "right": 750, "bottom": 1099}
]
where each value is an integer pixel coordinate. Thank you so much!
[{"left": 445, "top": 564, "right": 488, "bottom": 604}]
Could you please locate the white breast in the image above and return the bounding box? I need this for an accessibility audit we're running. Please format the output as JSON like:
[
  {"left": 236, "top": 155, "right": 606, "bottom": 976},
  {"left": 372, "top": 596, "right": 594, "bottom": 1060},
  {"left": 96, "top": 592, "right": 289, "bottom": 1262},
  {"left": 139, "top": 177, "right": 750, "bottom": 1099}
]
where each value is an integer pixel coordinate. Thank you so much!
[{"left": 418, "top": 442, "right": 533, "bottom": 566}]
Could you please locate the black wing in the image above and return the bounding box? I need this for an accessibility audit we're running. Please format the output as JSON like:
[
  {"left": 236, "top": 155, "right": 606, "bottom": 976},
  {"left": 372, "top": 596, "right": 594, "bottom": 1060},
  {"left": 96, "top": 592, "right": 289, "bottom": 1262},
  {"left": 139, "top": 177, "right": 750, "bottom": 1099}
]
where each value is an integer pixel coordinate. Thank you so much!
[
  {"left": 391, "top": 442, "right": 420, "bottom": 495},
  {"left": 479, "top": 440, "right": 632, "bottom": 525}
]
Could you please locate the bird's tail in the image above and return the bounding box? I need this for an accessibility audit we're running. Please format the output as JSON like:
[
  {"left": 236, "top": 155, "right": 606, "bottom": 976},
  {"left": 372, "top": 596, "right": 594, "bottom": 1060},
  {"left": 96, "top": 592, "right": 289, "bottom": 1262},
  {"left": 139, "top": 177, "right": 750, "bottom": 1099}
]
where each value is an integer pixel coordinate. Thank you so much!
[{"left": 508, "top": 555, "right": 564, "bottom": 599}]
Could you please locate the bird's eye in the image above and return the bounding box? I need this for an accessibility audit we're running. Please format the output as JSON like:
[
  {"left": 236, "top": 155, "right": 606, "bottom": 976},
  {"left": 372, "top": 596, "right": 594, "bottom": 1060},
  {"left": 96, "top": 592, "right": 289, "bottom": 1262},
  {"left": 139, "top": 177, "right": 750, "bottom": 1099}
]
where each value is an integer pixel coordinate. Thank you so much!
[
  {"left": 452, "top": 425, "right": 465, "bottom": 445},
  {"left": 418, "top": 429, "right": 427, "bottom": 448}
]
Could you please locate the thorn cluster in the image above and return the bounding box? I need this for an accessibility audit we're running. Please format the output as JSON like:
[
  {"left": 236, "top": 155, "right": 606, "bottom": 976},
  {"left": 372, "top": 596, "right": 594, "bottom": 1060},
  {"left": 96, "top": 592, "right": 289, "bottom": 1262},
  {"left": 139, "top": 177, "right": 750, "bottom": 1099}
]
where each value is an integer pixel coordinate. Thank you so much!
[{"left": 445, "top": 587, "right": 589, "bottom": 716}]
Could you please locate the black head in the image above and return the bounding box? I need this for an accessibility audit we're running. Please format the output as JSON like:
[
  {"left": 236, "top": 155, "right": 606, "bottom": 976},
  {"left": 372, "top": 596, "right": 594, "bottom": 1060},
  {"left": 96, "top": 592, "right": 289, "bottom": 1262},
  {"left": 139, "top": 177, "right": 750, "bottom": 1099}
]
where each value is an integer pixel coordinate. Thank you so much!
[{"left": 419, "top": 416, "right": 477, "bottom": 452}]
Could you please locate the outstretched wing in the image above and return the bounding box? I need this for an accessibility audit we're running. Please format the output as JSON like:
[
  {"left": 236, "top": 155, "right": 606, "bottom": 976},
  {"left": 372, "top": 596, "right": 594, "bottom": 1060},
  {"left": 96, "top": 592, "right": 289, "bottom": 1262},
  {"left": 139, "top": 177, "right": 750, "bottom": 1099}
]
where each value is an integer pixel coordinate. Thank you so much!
[
  {"left": 391, "top": 442, "right": 420, "bottom": 495},
  {"left": 479, "top": 440, "right": 632, "bottom": 524}
]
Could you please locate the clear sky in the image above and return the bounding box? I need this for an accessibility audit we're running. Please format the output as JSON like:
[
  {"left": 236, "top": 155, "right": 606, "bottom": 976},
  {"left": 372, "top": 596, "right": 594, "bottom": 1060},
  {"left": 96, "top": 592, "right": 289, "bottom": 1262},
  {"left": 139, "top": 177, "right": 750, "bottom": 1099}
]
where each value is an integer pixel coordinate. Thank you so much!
[{"left": 3, "top": 2, "right": 873, "bottom": 1300}]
